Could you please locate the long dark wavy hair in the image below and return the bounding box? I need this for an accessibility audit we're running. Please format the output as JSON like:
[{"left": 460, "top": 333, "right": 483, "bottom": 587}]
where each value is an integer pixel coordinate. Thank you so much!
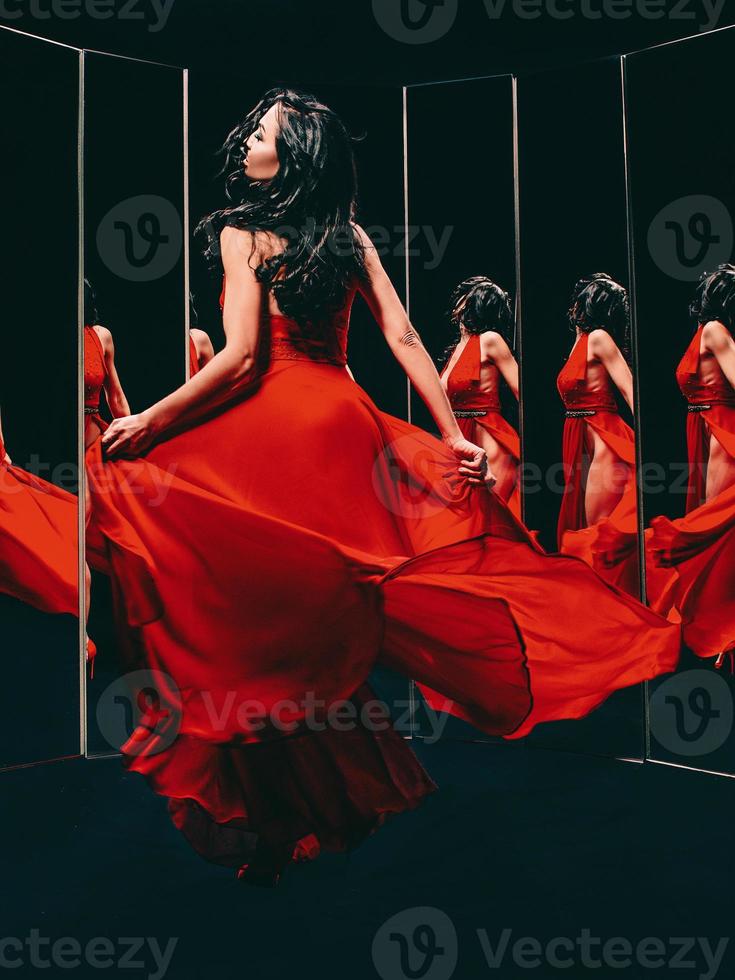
[
  {"left": 689, "top": 263, "right": 735, "bottom": 331},
  {"left": 439, "top": 276, "right": 514, "bottom": 367},
  {"left": 567, "top": 273, "right": 631, "bottom": 361},
  {"left": 194, "top": 87, "right": 369, "bottom": 335}
]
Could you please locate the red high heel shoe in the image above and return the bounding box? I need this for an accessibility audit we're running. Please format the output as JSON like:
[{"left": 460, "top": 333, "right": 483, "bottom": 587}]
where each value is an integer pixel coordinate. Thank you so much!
[{"left": 86, "top": 635, "right": 97, "bottom": 679}]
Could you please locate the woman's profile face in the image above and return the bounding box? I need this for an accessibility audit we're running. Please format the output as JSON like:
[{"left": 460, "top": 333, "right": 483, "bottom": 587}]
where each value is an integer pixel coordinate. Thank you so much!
[{"left": 243, "top": 103, "right": 281, "bottom": 180}]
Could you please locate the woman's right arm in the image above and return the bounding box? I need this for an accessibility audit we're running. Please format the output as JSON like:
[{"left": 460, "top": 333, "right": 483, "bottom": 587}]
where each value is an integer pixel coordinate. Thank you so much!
[
  {"left": 352, "top": 223, "right": 492, "bottom": 484},
  {"left": 102, "top": 227, "right": 263, "bottom": 459}
]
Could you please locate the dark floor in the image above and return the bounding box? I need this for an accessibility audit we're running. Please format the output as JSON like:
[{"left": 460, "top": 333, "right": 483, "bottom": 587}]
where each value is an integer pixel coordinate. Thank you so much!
[{"left": 3, "top": 741, "right": 734, "bottom": 980}]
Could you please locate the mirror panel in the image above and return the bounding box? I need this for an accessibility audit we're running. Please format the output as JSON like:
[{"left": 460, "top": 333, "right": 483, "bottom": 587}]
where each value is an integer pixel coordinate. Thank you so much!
[
  {"left": 405, "top": 75, "right": 520, "bottom": 742},
  {"left": 518, "top": 57, "right": 645, "bottom": 761},
  {"left": 625, "top": 28, "right": 735, "bottom": 775},
  {"left": 0, "top": 29, "right": 81, "bottom": 769},
  {"left": 83, "top": 51, "right": 187, "bottom": 756}
]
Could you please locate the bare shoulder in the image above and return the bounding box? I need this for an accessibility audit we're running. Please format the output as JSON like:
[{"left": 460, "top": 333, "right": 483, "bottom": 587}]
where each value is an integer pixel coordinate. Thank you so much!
[
  {"left": 702, "top": 319, "right": 732, "bottom": 349},
  {"left": 588, "top": 327, "right": 617, "bottom": 357},
  {"left": 220, "top": 225, "right": 275, "bottom": 267},
  {"left": 480, "top": 330, "right": 511, "bottom": 360},
  {"left": 190, "top": 328, "right": 214, "bottom": 356},
  {"left": 92, "top": 324, "right": 113, "bottom": 353},
  {"left": 350, "top": 221, "right": 380, "bottom": 266}
]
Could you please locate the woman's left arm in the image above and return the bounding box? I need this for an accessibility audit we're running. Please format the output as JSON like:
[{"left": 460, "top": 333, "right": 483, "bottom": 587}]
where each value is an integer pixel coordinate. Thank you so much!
[
  {"left": 102, "top": 226, "right": 264, "bottom": 459},
  {"left": 703, "top": 320, "right": 735, "bottom": 389},
  {"left": 98, "top": 327, "right": 131, "bottom": 419},
  {"left": 482, "top": 332, "right": 519, "bottom": 400},
  {"left": 589, "top": 329, "right": 634, "bottom": 414}
]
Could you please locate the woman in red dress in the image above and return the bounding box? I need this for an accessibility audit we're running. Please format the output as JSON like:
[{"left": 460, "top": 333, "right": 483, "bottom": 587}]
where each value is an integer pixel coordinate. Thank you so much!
[
  {"left": 87, "top": 88, "right": 681, "bottom": 884},
  {"left": 84, "top": 279, "right": 131, "bottom": 665},
  {"left": 439, "top": 277, "right": 521, "bottom": 517},
  {"left": 83, "top": 280, "right": 130, "bottom": 453},
  {"left": 556, "top": 274, "right": 640, "bottom": 595},
  {"left": 0, "top": 404, "right": 77, "bottom": 617},
  {"left": 647, "top": 265, "right": 735, "bottom": 664}
]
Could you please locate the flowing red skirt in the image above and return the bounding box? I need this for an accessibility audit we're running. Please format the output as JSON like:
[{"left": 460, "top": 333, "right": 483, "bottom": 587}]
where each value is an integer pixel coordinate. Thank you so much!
[
  {"left": 0, "top": 461, "right": 77, "bottom": 616},
  {"left": 646, "top": 406, "right": 735, "bottom": 659},
  {"left": 558, "top": 412, "right": 640, "bottom": 596},
  {"left": 86, "top": 360, "right": 680, "bottom": 865}
]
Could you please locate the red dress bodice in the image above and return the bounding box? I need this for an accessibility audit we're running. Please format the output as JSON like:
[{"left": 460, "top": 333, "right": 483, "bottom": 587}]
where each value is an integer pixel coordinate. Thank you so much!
[
  {"left": 84, "top": 325, "right": 107, "bottom": 410},
  {"left": 219, "top": 275, "right": 351, "bottom": 366},
  {"left": 676, "top": 323, "right": 735, "bottom": 408},
  {"left": 441, "top": 334, "right": 502, "bottom": 413},
  {"left": 557, "top": 332, "right": 618, "bottom": 413}
]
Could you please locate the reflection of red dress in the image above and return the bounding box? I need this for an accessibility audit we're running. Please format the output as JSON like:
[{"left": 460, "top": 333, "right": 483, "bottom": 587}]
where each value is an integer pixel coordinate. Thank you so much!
[
  {"left": 84, "top": 325, "right": 109, "bottom": 440},
  {"left": 647, "top": 324, "right": 735, "bottom": 659},
  {"left": 84, "top": 326, "right": 111, "bottom": 579},
  {"left": 440, "top": 334, "right": 521, "bottom": 518},
  {"left": 0, "top": 425, "right": 77, "bottom": 616},
  {"left": 85, "top": 276, "right": 680, "bottom": 867},
  {"left": 556, "top": 331, "right": 640, "bottom": 595}
]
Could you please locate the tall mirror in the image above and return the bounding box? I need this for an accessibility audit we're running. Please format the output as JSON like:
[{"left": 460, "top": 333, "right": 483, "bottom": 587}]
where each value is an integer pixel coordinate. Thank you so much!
[
  {"left": 0, "top": 28, "right": 81, "bottom": 769},
  {"left": 626, "top": 28, "right": 735, "bottom": 776},
  {"left": 83, "top": 51, "right": 187, "bottom": 756},
  {"left": 518, "top": 57, "right": 645, "bottom": 761},
  {"left": 405, "top": 75, "right": 520, "bottom": 742}
]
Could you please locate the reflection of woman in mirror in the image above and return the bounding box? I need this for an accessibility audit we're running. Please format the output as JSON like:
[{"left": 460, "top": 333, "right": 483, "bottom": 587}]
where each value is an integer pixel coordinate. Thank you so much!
[
  {"left": 83, "top": 279, "right": 131, "bottom": 668},
  {"left": 188, "top": 292, "right": 215, "bottom": 377},
  {"left": 556, "top": 274, "right": 639, "bottom": 594},
  {"left": 647, "top": 264, "right": 735, "bottom": 667},
  {"left": 85, "top": 88, "right": 680, "bottom": 884},
  {"left": 0, "top": 405, "right": 77, "bottom": 619},
  {"left": 439, "top": 277, "right": 520, "bottom": 516},
  {"left": 84, "top": 280, "right": 131, "bottom": 451}
]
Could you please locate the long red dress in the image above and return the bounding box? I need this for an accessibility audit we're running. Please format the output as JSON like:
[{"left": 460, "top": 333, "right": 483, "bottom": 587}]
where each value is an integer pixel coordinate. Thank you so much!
[
  {"left": 84, "top": 325, "right": 111, "bottom": 580},
  {"left": 440, "top": 333, "right": 521, "bottom": 518},
  {"left": 646, "top": 324, "right": 735, "bottom": 660},
  {"left": 556, "top": 331, "right": 640, "bottom": 596},
  {"left": 86, "top": 276, "right": 680, "bottom": 867},
  {"left": 0, "top": 424, "right": 77, "bottom": 616}
]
